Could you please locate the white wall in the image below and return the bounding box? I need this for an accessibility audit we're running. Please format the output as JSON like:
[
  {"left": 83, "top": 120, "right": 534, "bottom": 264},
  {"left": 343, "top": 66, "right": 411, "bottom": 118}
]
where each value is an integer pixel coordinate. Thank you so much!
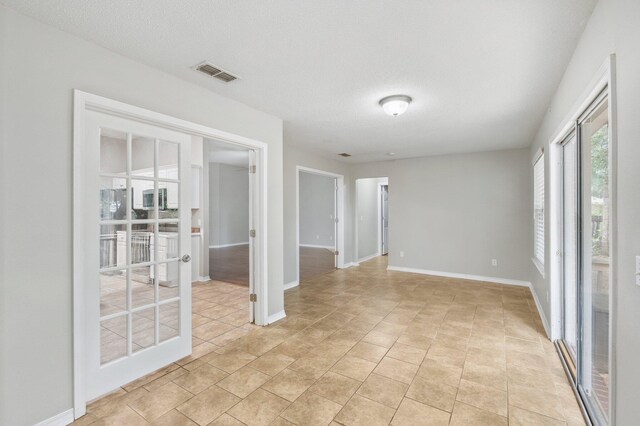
[
  {"left": 283, "top": 142, "right": 353, "bottom": 285},
  {"left": 208, "top": 163, "right": 250, "bottom": 247},
  {"left": 356, "top": 178, "right": 387, "bottom": 260},
  {"left": 528, "top": 0, "right": 640, "bottom": 422},
  {"left": 299, "top": 172, "right": 336, "bottom": 247},
  {"left": 0, "top": 6, "right": 283, "bottom": 426},
  {"left": 351, "top": 149, "right": 531, "bottom": 282}
]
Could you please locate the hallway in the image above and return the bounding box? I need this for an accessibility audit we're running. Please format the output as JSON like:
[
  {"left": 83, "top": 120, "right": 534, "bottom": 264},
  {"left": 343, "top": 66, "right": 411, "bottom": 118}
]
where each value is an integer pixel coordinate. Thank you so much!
[{"left": 78, "top": 257, "right": 584, "bottom": 425}]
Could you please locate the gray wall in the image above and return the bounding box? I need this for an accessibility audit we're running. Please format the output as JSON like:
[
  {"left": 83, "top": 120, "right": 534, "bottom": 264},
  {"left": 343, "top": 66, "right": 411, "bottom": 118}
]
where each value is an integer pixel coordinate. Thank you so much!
[
  {"left": 0, "top": 6, "right": 283, "bottom": 425},
  {"left": 356, "top": 178, "right": 386, "bottom": 260},
  {"left": 299, "top": 172, "right": 336, "bottom": 247},
  {"left": 283, "top": 142, "right": 353, "bottom": 285},
  {"left": 208, "top": 163, "right": 250, "bottom": 247},
  {"left": 351, "top": 149, "right": 531, "bottom": 282},
  {"left": 528, "top": 0, "right": 640, "bottom": 422}
]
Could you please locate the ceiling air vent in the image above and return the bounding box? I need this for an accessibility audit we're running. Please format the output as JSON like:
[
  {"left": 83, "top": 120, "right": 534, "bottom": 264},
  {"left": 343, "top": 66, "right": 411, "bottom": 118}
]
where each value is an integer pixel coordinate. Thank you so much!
[
  {"left": 338, "top": 153, "right": 352, "bottom": 157},
  {"left": 194, "top": 62, "right": 239, "bottom": 83}
]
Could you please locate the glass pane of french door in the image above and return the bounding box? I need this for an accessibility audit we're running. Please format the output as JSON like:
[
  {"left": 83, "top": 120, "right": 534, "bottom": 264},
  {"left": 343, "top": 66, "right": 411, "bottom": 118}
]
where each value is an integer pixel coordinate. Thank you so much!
[
  {"left": 562, "top": 134, "right": 578, "bottom": 362},
  {"left": 579, "top": 98, "right": 610, "bottom": 422}
]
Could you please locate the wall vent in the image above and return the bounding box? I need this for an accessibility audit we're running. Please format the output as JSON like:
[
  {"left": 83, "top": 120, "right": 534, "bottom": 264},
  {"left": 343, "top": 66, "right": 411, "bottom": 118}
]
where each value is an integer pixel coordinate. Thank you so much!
[
  {"left": 194, "top": 62, "right": 239, "bottom": 83},
  {"left": 338, "top": 153, "right": 352, "bottom": 157}
]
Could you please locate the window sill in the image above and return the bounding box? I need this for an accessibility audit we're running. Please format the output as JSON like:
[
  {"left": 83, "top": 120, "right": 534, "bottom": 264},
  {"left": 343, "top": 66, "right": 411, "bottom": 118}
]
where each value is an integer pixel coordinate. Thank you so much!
[{"left": 532, "top": 257, "right": 545, "bottom": 279}]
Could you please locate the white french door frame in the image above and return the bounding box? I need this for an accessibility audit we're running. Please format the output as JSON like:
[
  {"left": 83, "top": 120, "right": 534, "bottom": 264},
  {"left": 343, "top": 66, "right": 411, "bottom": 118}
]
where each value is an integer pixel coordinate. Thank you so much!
[
  {"left": 548, "top": 55, "right": 617, "bottom": 425},
  {"left": 73, "top": 91, "right": 269, "bottom": 418},
  {"left": 295, "top": 166, "right": 345, "bottom": 284}
]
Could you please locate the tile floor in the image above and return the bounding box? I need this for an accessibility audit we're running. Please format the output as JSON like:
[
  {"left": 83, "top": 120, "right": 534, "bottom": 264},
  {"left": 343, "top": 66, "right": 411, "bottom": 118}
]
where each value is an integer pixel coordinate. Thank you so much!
[{"left": 77, "top": 257, "right": 586, "bottom": 425}]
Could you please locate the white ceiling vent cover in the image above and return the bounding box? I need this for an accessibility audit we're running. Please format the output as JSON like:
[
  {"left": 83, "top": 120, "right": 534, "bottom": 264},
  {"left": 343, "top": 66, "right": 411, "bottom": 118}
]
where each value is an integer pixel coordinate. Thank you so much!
[{"left": 194, "top": 62, "right": 239, "bottom": 82}]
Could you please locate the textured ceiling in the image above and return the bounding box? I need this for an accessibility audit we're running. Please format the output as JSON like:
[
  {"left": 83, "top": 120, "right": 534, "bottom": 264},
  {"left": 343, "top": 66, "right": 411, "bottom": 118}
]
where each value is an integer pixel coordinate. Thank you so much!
[{"left": 2, "top": 0, "right": 597, "bottom": 163}]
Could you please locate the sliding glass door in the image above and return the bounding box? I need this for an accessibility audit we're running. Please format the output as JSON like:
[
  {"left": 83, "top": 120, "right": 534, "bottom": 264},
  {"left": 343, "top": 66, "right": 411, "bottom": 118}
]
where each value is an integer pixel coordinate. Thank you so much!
[{"left": 558, "top": 92, "right": 611, "bottom": 425}]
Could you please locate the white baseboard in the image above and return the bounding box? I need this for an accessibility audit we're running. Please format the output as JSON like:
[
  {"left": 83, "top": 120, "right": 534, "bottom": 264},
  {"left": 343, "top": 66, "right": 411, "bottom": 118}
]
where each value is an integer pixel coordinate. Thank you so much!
[
  {"left": 341, "top": 262, "right": 359, "bottom": 268},
  {"left": 283, "top": 280, "right": 299, "bottom": 290},
  {"left": 195, "top": 275, "right": 210, "bottom": 282},
  {"left": 209, "top": 242, "right": 249, "bottom": 248},
  {"left": 357, "top": 253, "right": 380, "bottom": 263},
  {"left": 267, "top": 310, "right": 286, "bottom": 324},
  {"left": 386, "top": 265, "right": 531, "bottom": 287},
  {"left": 299, "top": 244, "right": 335, "bottom": 250},
  {"left": 35, "top": 409, "right": 74, "bottom": 426},
  {"left": 529, "top": 283, "right": 551, "bottom": 339}
]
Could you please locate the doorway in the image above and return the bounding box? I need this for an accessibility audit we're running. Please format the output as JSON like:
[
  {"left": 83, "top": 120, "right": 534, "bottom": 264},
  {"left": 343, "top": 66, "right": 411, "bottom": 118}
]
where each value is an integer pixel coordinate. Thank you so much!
[
  {"left": 355, "top": 177, "right": 388, "bottom": 263},
  {"left": 295, "top": 166, "right": 345, "bottom": 283},
  {"left": 380, "top": 183, "right": 389, "bottom": 256},
  {"left": 556, "top": 89, "right": 613, "bottom": 425},
  {"left": 73, "top": 91, "right": 268, "bottom": 418}
]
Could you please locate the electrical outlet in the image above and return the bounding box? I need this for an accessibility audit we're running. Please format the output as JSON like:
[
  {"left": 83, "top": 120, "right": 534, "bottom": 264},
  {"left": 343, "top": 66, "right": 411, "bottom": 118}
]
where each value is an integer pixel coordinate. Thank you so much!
[
  {"left": 400, "top": 251, "right": 405, "bottom": 258},
  {"left": 636, "top": 256, "right": 640, "bottom": 286},
  {"left": 491, "top": 259, "right": 498, "bottom": 266}
]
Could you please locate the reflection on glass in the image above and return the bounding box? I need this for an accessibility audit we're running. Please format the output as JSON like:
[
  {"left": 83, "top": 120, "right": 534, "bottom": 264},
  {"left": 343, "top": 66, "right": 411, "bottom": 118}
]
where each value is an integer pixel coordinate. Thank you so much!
[
  {"left": 131, "top": 179, "right": 156, "bottom": 219},
  {"left": 159, "top": 301, "right": 180, "bottom": 342},
  {"left": 158, "top": 261, "right": 179, "bottom": 300},
  {"left": 563, "top": 137, "right": 578, "bottom": 360},
  {"left": 131, "top": 136, "right": 155, "bottom": 176},
  {"left": 158, "top": 140, "right": 179, "bottom": 178},
  {"left": 101, "top": 315, "right": 127, "bottom": 364},
  {"left": 99, "top": 224, "right": 127, "bottom": 269},
  {"left": 158, "top": 181, "right": 179, "bottom": 219},
  {"left": 100, "top": 177, "right": 128, "bottom": 221},
  {"left": 131, "top": 266, "right": 155, "bottom": 308},
  {"left": 132, "top": 308, "right": 155, "bottom": 352},
  {"left": 100, "top": 129, "right": 127, "bottom": 175},
  {"left": 100, "top": 270, "right": 127, "bottom": 316},
  {"left": 581, "top": 99, "right": 609, "bottom": 420},
  {"left": 130, "top": 222, "right": 154, "bottom": 265},
  {"left": 158, "top": 223, "right": 179, "bottom": 260}
]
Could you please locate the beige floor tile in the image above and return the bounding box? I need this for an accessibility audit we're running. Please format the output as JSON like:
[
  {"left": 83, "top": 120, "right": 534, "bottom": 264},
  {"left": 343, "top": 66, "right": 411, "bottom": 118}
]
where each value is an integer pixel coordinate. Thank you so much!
[
  {"left": 461, "top": 361, "right": 507, "bottom": 391},
  {"left": 150, "top": 409, "right": 197, "bottom": 425},
  {"left": 425, "top": 345, "right": 467, "bottom": 368},
  {"left": 373, "top": 357, "right": 419, "bottom": 384},
  {"left": 508, "top": 384, "right": 566, "bottom": 421},
  {"left": 417, "top": 358, "right": 463, "bottom": 388},
  {"left": 280, "top": 391, "right": 343, "bottom": 426},
  {"left": 507, "top": 365, "right": 557, "bottom": 393},
  {"left": 176, "top": 386, "right": 240, "bottom": 426},
  {"left": 330, "top": 355, "right": 377, "bottom": 381},
  {"left": 216, "top": 366, "right": 271, "bottom": 398},
  {"left": 386, "top": 342, "right": 427, "bottom": 365},
  {"left": 455, "top": 379, "right": 507, "bottom": 417},
  {"left": 396, "top": 333, "right": 433, "bottom": 350},
  {"left": 207, "top": 413, "right": 246, "bottom": 425},
  {"left": 362, "top": 330, "right": 398, "bottom": 348},
  {"left": 335, "top": 394, "right": 396, "bottom": 426},
  {"left": 129, "top": 382, "right": 193, "bottom": 421},
  {"left": 249, "top": 352, "right": 296, "bottom": 376},
  {"left": 406, "top": 375, "right": 457, "bottom": 412},
  {"left": 87, "top": 387, "right": 149, "bottom": 418},
  {"left": 91, "top": 406, "right": 148, "bottom": 426},
  {"left": 347, "top": 341, "right": 389, "bottom": 363},
  {"left": 226, "top": 388, "right": 290, "bottom": 426},
  {"left": 509, "top": 405, "right": 568, "bottom": 425},
  {"left": 172, "top": 363, "right": 228, "bottom": 394},
  {"left": 392, "top": 397, "right": 450, "bottom": 426},
  {"left": 204, "top": 350, "right": 257, "bottom": 373},
  {"left": 269, "top": 417, "right": 296, "bottom": 426},
  {"left": 262, "top": 368, "right": 317, "bottom": 402},
  {"left": 357, "top": 373, "right": 409, "bottom": 409},
  {"left": 449, "top": 401, "right": 508, "bottom": 426},
  {"left": 192, "top": 320, "right": 236, "bottom": 341},
  {"left": 307, "top": 371, "right": 361, "bottom": 405}
]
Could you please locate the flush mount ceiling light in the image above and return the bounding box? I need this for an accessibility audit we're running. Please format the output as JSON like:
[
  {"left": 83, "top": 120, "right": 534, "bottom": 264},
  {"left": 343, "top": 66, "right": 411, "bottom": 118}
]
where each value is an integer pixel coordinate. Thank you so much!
[{"left": 379, "top": 95, "right": 412, "bottom": 116}]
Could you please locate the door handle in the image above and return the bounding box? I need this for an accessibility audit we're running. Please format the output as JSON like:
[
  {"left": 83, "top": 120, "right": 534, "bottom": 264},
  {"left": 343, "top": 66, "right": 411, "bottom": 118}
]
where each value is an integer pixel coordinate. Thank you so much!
[{"left": 181, "top": 254, "right": 192, "bottom": 263}]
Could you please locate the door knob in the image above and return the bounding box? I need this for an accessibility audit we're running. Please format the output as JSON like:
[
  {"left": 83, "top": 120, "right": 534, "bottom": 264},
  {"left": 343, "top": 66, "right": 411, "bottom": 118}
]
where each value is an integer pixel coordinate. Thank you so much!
[{"left": 181, "top": 254, "right": 191, "bottom": 263}]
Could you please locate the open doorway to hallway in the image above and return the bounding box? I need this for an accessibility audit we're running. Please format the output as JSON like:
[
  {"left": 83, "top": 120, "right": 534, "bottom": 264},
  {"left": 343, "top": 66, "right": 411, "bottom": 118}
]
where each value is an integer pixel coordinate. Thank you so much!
[{"left": 356, "top": 177, "right": 389, "bottom": 263}]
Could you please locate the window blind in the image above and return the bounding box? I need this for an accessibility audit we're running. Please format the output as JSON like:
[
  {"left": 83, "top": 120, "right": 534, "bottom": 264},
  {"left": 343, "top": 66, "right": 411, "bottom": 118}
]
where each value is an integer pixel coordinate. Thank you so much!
[{"left": 533, "top": 155, "right": 545, "bottom": 265}]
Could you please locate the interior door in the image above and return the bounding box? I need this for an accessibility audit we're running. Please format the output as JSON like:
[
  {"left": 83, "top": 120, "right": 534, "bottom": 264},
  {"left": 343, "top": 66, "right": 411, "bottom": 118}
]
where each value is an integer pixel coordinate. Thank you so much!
[
  {"left": 81, "top": 109, "right": 192, "bottom": 402},
  {"left": 381, "top": 185, "right": 389, "bottom": 255}
]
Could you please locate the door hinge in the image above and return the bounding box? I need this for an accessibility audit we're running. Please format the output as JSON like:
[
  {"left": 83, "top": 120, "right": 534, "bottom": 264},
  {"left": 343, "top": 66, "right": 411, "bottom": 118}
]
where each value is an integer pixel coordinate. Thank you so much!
[
  {"left": 249, "top": 229, "right": 256, "bottom": 238},
  {"left": 334, "top": 250, "right": 339, "bottom": 256},
  {"left": 249, "top": 165, "right": 257, "bottom": 174},
  {"left": 250, "top": 293, "right": 257, "bottom": 302}
]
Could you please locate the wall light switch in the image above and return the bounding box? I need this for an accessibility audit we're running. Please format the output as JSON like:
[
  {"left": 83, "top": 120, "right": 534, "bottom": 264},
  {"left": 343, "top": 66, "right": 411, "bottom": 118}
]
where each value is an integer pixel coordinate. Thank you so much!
[{"left": 636, "top": 256, "right": 640, "bottom": 286}]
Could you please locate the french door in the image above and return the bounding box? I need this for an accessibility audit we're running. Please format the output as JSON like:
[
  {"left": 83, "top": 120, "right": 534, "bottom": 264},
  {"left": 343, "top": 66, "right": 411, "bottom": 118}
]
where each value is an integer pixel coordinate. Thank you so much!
[
  {"left": 559, "top": 91, "right": 611, "bottom": 425},
  {"left": 79, "top": 109, "right": 192, "bottom": 403}
]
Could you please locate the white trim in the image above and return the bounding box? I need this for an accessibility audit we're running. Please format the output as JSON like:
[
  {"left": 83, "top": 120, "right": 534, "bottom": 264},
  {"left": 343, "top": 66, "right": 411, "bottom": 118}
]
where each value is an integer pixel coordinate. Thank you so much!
[
  {"left": 531, "top": 257, "right": 545, "bottom": 278},
  {"left": 35, "top": 409, "right": 74, "bottom": 426},
  {"left": 194, "top": 275, "right": 210, "bottom": 282},
  {"left": 386, "top": 265, "right": 531, "bottom": 287},
  {"left": 299, "top": 244, "right": 335, "bottom": 250},
  {"left": 341, "top": 262, "right": 359, "bottom": 268},
  {"left": 377, "top": 179, "right": 389, "bottom": 256},
  {"left": 267, "top": 310, "right": 287, "bottom": 324},
  {"left": 295, "top": 166, "right": 345, "bottom": 284},
  {"left": 73, "top": 90, "right": 269, "bottom": 418},
  {"left": 532, "top": 147, "right": 544, "bottom": 165},
  {"left": 529, "top": 283, "right": 551, "bottom": 339},
  {"left": 208, "top": 242, "right": 249, "bottom": 248},
  {"left": 358, "top": 253, "right": 380, "bottom": 264},
  {"left": 283, "top": 280, "right": 299, "bottom": 290}
]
